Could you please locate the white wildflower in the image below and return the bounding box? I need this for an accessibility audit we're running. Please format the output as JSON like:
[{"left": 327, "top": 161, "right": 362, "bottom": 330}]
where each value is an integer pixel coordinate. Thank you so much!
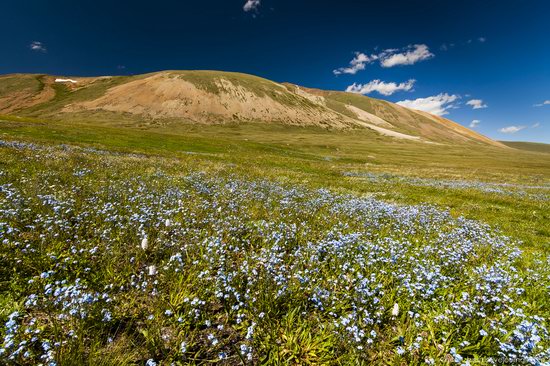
[
  {"left": 141, "top": 237, "right": 148, "bottom": 250},
  {"left": 392, "top": 303, "right": 399, "bottom": 317}
]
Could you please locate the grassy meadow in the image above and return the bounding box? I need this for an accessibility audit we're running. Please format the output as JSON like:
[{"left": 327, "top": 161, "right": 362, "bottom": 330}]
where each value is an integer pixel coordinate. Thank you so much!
[{"left": 0, "top": 115, "right": 549, "bottom": 365}]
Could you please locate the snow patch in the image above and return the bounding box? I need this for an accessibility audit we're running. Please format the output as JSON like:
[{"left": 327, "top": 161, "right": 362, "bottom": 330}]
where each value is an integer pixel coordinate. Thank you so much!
[{"left": 55, "top": 78, "right": 78, "bottom": 84}]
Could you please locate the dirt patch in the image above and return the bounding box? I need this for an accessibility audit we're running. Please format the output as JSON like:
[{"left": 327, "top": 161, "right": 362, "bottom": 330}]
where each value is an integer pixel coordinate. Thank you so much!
[
  {"left": 357, "top": 121, "right": 422, "bottom": 141},
  {"left": 293, "top": 87, "right": 326, "bottom": 106},
  {"left": 345, "top": 104, "right": 394, "bottom": 127}
]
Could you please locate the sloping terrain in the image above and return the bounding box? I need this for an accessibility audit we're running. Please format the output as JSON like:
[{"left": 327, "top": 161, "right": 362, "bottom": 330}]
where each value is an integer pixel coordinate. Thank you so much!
[
  {"left": 0, "top": 71, "right": 504, "bottom": 146},
  {"left": 500, "top": 141, "right": 550, "bottom": 153}
]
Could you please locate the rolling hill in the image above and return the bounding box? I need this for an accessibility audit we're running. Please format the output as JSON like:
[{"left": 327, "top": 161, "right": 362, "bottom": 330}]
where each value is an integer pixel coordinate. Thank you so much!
[
  {"left": 0, "top": 70, "right": 504, "bottom": 147},
  {"left": 500, "top": 141, "right": 550, "bottom": 154}
]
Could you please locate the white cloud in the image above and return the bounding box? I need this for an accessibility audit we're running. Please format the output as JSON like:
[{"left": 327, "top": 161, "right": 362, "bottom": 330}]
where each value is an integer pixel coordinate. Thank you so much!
[
  {"left": 532, "top": 122, "right": 541, "bottom": 128},
  {"left": 334, "top": 52, "right": 375, "bottom": 75},
  {"left": 334, "top": 44, "right": 433, "bottom": 75},
  {"left": 469, "top": 119, "right": 481, "bottom": 128},
  {"left": 478, "top": 37, "right": 486, "bottom": 43},
  {"left": 396, "top": 93, "right": 459, "bottom": 116},
  {"left": 243, "top": 0, "right": 260, "bottom": 12},
  {"left": 534, "top": 100, "right": 550, "bottom": 107},
  {"left": 466, "top": 99, "right": 488, "bottom": 109},
  {"left": 30, "top": 41, "right": 46, "bottom": 52},
  {"left": 346, "top": 79, "right": 415, "bottom": 96},
  {"left": 379, "top": 44, "right": 434, "bottom": 68},
  {"left": 499, "top": 125, "right": 526, "bottom": 134}
]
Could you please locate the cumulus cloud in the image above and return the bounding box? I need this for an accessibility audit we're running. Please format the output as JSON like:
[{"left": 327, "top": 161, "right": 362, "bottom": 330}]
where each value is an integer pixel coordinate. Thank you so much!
[
  {"left": 346, "top": 79, "right": 415, "bottom": 96},
  {"left": 469, "top": 119, "right": 481, "bottom": 128},
  {"left": 334, "top": 44, "right": 433, "bottom": 75},
  {"left": 466, "top": 99, "right": 488, "bottom": 109},
  {"left": 379, "top": 44, "right": 434, "bottom": 68},
  {"left": 30, "top": 41, "right": 46, "bottom": 52},
  {"left": 499, "top": 125, "right": 526, "bottom": 134},
  {"left": 334, "top": 52, "right": 375, "bottom": 75},
  {"left": 396, "top": 93, "right": 459, "bottom": 116},
  {"left": 243, "top": 0, "right": 260, "bottom": 12},
  {"left": 534, "top": 100, "right": 550, "bottom": 107}
]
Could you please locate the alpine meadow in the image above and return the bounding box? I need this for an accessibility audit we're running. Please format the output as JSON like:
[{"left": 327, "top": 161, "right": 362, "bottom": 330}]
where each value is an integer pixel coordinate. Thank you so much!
[{"left": 1, "top": 1, "right": 549, "bottom": 365}]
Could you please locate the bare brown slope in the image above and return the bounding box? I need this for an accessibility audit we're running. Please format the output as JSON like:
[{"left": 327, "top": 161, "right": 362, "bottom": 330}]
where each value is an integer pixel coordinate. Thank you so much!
[
  {"left": 67, "top": 71, "right": 358, "bottom": 128},
  {"left": 294, "top": 85, "right": 505, "bottom": 148},
  {"left": 413, "top": 109, "right": 504, "bottom": 147}
]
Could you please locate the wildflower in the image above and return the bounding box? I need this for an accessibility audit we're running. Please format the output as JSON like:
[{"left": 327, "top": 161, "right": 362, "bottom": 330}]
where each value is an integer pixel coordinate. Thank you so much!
[
  {"left": 450, "top": 347, "right": 463, "bottom": 363},
  {"left": 246, "top": 322, "right": 256, "bottom": 340},
  {"left": 102, "top": 311, "right": 112, "bottom": 322},
  {"left": 148, "top": 265, "right": 157, "bottom": 276},
  {"left": 141, "top": 237, "right": 149, "bottom": 250},
  {"left": 392, "top": 303, "right": 399, "bottom": 317},
  {"left": 207, "top": 334, "right": 218, "bottom": 346}
]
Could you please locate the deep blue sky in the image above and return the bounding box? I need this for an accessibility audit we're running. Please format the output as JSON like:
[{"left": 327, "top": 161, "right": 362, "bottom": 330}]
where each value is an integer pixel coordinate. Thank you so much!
[{"left": 1, "top": 0, "right": 549, "bottom": 142}]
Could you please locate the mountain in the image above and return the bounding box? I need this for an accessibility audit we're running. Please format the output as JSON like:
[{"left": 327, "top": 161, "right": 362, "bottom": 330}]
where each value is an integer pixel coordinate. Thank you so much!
[{"left": 0, "top": 71, "right": 504, "bottom": 147}]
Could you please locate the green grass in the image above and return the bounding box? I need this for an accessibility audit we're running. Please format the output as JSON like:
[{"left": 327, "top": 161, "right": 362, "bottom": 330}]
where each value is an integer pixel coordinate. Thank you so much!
[
  {"left": 500, "top": 141, "right": 550, "bottom": 154},
  {"left": 1, "top": 115, "right": 548, "bottom": 252},
  {"left": 0, "top": 130, "right": 548, "bottom": 365},
  {"left": 0, "top": 74, "right": 43, "bottom": 97},
  {"left": 0, "top": 112, "right": 549, "bottom": 365}
]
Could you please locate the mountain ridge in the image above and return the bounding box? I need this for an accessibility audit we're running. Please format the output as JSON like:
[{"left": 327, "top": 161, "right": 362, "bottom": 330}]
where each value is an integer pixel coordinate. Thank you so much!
[{"left": 0, "top": 71, "right": 504, "bottom": 147}]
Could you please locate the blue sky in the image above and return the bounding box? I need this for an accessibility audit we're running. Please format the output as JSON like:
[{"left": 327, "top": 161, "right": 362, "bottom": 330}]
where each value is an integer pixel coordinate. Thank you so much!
[{"left": 1, "top": 0, "right": 549, "bottom": 142}]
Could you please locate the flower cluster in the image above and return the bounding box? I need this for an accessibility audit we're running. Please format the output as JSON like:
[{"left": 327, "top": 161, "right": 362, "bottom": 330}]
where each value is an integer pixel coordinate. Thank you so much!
[
  {"left": 344, "top": 171, "right": 549, "bottom": 201},
  {"left": 0, "top": 140, "right": 548, "bottom": 364}
]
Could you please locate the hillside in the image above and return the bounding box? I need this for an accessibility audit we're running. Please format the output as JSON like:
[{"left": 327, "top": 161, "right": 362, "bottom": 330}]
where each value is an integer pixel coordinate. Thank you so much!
[
  {"left": 500, "top": 141, "right": 550, "bottom": 154},
  {"left": 0, "top": 71, "right": 504, "bottom": 147}
]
